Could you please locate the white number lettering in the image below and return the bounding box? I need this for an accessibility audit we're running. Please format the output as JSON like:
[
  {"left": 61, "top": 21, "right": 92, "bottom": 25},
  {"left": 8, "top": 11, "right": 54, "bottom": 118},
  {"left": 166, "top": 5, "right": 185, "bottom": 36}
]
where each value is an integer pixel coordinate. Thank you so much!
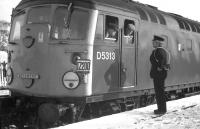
[
  {"left": 112, "top": 52, "right": 115, "bottom": 60},
  {"left": 105, "top": 52, "right": 109, "bottom": 60},
  {"left": 96, "top": 51, "right": 116, "bottom": 61},
  {"left": 97, "top": 52, "right": 101, "bottom": 60},
  {"left": 109, "top": 52, "right": 112, "bottom": 60},
  {"left": 102, "top": 52, "right": 106, "bottom": 60}
]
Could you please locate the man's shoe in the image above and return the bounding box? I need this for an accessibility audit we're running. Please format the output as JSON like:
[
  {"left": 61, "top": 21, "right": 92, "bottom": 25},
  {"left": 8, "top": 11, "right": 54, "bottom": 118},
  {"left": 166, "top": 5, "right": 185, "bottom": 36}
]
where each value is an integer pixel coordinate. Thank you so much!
[{"left": 154, "top": 109, "right": 166, "bottom": 114}]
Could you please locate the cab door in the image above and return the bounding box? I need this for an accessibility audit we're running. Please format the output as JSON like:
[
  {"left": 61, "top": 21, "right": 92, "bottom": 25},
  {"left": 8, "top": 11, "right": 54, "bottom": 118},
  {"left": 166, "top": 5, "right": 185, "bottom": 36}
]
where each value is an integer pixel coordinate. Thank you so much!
[{"left": 120, "top": 17, "right": 138, "bottom": 88}]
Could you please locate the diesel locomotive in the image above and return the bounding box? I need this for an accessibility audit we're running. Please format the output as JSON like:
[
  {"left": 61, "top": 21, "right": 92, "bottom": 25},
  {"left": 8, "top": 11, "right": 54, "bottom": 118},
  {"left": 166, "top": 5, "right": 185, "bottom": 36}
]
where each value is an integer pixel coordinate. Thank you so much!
[{"left": 1, "top": 0, "right": 200, "bottom": 128}]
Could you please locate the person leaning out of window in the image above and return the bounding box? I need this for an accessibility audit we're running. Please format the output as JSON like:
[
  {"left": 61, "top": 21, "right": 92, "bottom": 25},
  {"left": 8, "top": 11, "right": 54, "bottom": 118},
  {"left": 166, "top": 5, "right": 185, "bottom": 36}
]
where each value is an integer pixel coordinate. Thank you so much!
[
  {"left": 124, "top": 23, "right": 135, "bottom": 37},
  {"left": 124, "top": 23, "right": 135, "bottom": 44}
]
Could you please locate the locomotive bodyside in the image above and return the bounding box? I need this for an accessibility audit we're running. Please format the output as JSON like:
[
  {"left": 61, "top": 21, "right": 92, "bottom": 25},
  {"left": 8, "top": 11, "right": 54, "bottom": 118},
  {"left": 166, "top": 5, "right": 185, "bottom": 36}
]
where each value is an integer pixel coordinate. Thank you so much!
[
  {"left": 7, "top": 0, "right": 200, "bottom": 101},
  {"left": 92, "top": 5, "right": 139, "bottom": 94},
  {"left": 1, "top": 0, "right": 200, "bottom": 128},
  {"left": 137, "top": 16, "right": 200, "bottom": 91},
  {"left": 91, "top": 0, "right": 200, "bottom": 97}
]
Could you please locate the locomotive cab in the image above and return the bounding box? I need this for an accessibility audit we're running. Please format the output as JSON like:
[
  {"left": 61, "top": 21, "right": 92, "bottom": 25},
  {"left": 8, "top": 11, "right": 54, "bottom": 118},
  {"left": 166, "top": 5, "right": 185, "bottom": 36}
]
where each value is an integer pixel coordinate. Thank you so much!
[{"left": 7, "top": 1, "right": 98, "bottom": 97}]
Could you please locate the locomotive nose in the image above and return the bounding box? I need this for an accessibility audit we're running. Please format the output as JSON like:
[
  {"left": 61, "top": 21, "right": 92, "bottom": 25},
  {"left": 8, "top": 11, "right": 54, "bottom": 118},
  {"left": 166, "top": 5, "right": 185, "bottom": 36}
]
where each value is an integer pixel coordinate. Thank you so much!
[{"left": 7, "top": 24, "right": 51, "bottom": 94}]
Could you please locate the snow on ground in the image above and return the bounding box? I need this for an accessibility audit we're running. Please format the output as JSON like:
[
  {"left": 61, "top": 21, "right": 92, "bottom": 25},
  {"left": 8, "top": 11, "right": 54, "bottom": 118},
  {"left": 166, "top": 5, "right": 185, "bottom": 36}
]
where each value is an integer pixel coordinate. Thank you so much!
[{"left": 54, "top": 95, "right": 200, "bottom": 129}]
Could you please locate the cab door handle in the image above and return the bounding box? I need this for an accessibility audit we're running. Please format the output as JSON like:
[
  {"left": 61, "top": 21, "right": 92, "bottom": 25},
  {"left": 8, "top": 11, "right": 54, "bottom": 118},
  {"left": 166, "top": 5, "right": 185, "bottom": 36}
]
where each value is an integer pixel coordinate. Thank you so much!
[{"left": 122, "top": 68, "right": 127, "bottom": 72}]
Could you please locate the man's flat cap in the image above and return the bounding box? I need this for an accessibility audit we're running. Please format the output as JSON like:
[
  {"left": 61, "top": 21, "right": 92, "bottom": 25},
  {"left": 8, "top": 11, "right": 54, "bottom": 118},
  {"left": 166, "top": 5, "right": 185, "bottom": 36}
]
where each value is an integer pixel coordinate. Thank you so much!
[
  {"left": 127, "top": 24, "right": 135, "bottom": 30},
  {"left": 153, "top": 35, "right": 164, "bottom": 41}
]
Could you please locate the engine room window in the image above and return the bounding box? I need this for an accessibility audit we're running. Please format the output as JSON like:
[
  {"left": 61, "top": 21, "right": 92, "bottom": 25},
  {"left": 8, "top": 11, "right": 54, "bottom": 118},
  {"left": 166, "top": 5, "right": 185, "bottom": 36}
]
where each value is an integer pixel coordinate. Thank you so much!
[
  {"left": 186, "top": 39, "right": 192, "bottom": 51},
  {"left": 190, "top": 23, "right": 197, "bottom": 32},
  {"left": 105, "top": 15, "right": 119, "bottom": 41},
  {"left": 177, "top": 19, "right": 185, "bottom": 29},
  {"left": 52, "top": 7, "right": 89, "bottom": 40},
  {"left": 146, "top": 10, "right": 158, "bottom": 23},
  {"left": 177, "top": 40, "right": 192, "bottom": 52},
  {"left": 195, "top": 24, "right": 200, "bottom": 33},
  {"left": 178, "top": 43, "right": 182, "bottom": 51},
  {"left": 27, "top": 6, "right": 51, "bottom": 24},
  {"left": 182, "top": 21, "right": 190, "bottom": 31},
  {"left": 155, "top": 12, "right": 166, "bottom": 25},
  {"left": 135, "top": 6, "right": 148, "bottom": 21}
]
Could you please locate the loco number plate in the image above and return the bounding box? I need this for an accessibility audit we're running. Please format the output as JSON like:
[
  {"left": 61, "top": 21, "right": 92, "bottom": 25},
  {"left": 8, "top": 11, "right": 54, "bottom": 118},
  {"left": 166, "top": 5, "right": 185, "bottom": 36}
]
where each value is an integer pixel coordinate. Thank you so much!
[
  {"left": 76, "top": 59, "right": 90, "bottom": 73},
  {"left": 0, "top": 90, "right": 11, "bottom": 96}
]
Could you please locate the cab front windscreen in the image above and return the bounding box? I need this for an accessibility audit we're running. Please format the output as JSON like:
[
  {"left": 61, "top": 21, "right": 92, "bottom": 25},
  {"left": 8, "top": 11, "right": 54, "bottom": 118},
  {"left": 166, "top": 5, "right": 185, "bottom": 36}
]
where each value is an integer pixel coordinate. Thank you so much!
[
  {"left": 9, "top": 6, "right": 51, "bottom": 43},
  {"left": 52, "top": 6, "right": 90, "bottom": 40},
  {"left": 9, "top": 5, "right": 90, "bottom": 43}
]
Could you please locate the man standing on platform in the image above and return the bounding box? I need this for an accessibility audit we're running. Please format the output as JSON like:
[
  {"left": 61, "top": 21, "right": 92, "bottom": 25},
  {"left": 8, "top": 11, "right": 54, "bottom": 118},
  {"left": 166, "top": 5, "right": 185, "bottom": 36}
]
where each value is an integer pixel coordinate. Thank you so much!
[{"left": 150, "top": 35, "right": 170, "bottom": 114}]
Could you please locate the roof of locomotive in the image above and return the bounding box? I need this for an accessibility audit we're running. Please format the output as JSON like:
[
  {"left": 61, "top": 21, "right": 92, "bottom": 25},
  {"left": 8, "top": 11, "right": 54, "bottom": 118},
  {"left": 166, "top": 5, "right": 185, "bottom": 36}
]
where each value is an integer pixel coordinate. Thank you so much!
[
  {"left": 15, "top": 0, "right": 200, "bottom": 33},
  {"left": 14, "top": 0, "right": 165, "bottom": 20},
  {"left": 15, "top": 0, "right": 138, "bottom": 11}
]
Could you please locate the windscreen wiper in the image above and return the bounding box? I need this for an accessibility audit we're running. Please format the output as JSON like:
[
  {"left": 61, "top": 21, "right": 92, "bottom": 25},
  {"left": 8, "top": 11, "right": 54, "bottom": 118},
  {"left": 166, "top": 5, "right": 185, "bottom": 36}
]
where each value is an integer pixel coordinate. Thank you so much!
[{"left": 64, "top": 3, "right": 73, "bottom": 29}]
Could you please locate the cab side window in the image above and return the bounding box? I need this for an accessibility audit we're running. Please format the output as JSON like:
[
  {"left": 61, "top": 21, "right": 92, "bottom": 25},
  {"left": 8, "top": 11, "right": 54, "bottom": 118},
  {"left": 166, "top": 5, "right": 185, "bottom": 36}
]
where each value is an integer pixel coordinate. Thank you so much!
[
  {"left": 124, "top": 19, "right": 135, "bottom": 44},
  {"left": 105, "top": 15, "right": 119, "bottom": 41}
]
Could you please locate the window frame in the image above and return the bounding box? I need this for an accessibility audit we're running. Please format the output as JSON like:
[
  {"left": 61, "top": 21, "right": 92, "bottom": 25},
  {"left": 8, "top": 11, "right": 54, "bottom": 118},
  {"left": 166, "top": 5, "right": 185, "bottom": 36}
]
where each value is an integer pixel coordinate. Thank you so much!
[
  {"left": 123, "top": 19, "right": 136, "bottom": 45},
  {"left": 50, "top": 6, "right": 91, "bottom": 41},
  {"left": 9, "top": 11, "right": 26, "bottom": 42},
  {"left": 95, "top": 14, "right": 104, "bottom": 41},
  {"left": 27, "top": 5, "right": 52, "bottom": 24},
  {"left": 104, "top": 15, "right": 119, "bottom": 43}
]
